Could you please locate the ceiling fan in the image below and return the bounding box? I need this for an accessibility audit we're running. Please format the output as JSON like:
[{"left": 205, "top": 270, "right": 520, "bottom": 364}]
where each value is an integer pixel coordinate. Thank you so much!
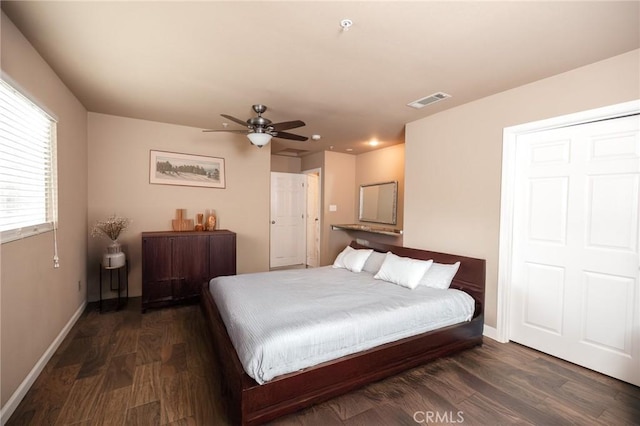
[{"left": 203, "top": 104, "right": 308, "bottom": 147}]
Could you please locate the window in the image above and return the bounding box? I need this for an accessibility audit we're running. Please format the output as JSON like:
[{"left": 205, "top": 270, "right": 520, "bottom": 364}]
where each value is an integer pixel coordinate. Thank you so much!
[{"left": 0, "top": 78, "right": 58, "bottom": 243}]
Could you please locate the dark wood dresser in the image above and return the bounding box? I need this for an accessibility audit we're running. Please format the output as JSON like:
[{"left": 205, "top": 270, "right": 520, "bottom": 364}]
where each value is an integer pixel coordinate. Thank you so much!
[{"left": 141, "top": 230, "right": 236, "bottom": 312}]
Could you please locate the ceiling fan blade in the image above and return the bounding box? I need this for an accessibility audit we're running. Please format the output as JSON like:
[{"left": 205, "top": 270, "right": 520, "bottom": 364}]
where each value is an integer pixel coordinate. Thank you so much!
[
  {"left": 202, "top": 129, "right": 249, "bottom": 133},
  {"left": 270, "top": 120, "right": 306, "bottom": 132},
  {"left": 220, "top": 114, "right": 248, "bottom": 127},
  {"left": 274, "top": 131, "right": 308, "bottom": 141}
]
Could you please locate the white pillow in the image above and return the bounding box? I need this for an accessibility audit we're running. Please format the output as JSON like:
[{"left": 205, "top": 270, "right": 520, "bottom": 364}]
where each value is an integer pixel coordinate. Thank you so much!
[
  {"left": 374, "top": 252, "right": 433, "bottom": 289},
  {"left": 362, "top": 251, "right": 387, "bottom": 274},
  {"left": 419, "top": 261, "right": 461, "bottom": 289},
  {"left": 332, "top": 246, "right": 373, "bottom": 273}
]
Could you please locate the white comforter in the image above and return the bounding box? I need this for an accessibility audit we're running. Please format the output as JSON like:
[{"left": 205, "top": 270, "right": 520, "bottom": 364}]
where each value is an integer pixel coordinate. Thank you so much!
[{"left": 209, "top": 266, "right": 475, "bottom": 384}]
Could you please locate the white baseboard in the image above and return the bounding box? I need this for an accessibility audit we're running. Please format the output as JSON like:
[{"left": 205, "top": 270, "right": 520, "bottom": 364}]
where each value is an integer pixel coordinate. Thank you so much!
[
  {"left": 0, "top": 301, "right": 86, "bottom": 425},
  {"left": 483, "top": 324, "right": 500, "bottom": 342},
  {"left": 484, "top": 324, "right": 509, "bottom": 343}
]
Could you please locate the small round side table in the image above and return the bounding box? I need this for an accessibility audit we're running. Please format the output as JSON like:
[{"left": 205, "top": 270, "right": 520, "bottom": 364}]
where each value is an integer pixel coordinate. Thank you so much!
[{"left": 99, "top": 260, "right": 129, "bottom": 312}]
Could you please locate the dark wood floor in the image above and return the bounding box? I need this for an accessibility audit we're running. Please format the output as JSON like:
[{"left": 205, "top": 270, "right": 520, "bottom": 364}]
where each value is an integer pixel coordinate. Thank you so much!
[{"left": 7, "top": 298, "right": 640, "bottom": 426}]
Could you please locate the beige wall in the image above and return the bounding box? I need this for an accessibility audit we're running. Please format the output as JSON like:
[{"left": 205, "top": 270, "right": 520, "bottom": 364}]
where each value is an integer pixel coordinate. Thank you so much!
[
  {"left": 355, "top": 144, "right": 405, "bottom": 229},
  {"left": 271, "top": 154, "right": 302, "bottom": 173},
  {"left": 1, "top": 13, "right": 88, "bottom": 408},
  {"left": 323, "top": 151, "right": 356, "bottom": 265},
  {"left": 301, "top": 148, "right": 406, "bottom": 264},
  {"left": 87, "top": 113, "right": 270, "bottom": 301},
  {"left": 404, "top": 49, "right": 640, "bottom": 329},
  {"left": 301, "top": 151, "right": 323, "bottom": 173},
  {"left": 353, "top": 144, "right": 405, "bottom": 245},
  {"left": 302, "top": 151, "right": 356, "bottom": 265}
]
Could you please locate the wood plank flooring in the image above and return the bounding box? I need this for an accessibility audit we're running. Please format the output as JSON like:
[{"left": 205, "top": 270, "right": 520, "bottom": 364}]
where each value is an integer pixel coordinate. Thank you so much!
[{"left": 7, "top": 298, "right": 640, "bottom": 425}]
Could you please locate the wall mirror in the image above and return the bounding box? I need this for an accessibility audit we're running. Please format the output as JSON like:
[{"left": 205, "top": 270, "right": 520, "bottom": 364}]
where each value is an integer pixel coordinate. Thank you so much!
[{"left": 359, "top": 181, "right": 398, "bottom": 225}]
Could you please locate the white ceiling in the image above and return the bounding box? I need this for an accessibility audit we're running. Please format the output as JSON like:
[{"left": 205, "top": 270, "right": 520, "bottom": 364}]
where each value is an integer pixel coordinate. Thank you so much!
[{"left": 2, "top": 1, "right": 639, "bottom": 156}]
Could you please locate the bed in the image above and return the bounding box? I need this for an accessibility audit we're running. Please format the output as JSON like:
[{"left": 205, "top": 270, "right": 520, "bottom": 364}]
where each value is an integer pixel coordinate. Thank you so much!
[{"left": 201, "top": 241, "right": 485, "bottom": 425}]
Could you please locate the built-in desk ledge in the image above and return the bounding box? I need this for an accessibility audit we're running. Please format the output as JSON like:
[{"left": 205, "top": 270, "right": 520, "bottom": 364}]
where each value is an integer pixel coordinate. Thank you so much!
[{"left": 331, "top": 224, "right": 403, "bottom": 236}]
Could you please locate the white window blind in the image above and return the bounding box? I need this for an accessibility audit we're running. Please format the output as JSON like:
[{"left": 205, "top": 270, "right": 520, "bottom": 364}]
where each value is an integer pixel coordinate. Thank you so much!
[{"left": 0, "top": 78, "right": 58, "bottom": 243}]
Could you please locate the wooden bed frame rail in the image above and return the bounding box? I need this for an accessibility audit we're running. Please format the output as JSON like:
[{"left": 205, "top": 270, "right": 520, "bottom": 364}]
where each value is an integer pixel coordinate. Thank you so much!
[{"left": 201, "top": 241, "right": 486, "bottom": 425}]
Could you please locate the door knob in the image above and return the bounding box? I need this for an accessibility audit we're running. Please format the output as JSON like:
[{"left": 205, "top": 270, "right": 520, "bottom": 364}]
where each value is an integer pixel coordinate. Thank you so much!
[{"left": 271, "top": 220, "right": 276, "bottom": 224}]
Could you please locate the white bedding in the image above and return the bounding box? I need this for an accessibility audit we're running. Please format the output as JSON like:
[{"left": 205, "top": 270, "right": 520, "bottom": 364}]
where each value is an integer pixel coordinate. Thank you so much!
[{"left": 209, "top": 266, "right": 475, "bottom": 384}]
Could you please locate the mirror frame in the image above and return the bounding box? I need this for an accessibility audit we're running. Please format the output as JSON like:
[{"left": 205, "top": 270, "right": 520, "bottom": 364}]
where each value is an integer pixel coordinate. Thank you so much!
[{"left": 358, "top": 181, "right": 398, "bottom": 225}]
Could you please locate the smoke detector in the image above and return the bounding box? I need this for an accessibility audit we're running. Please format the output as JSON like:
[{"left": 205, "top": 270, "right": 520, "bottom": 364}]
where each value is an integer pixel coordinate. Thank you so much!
[
  {"left": 407, "top": 92, "right": 451, "bottom": 109},
  {"left": 340, "top": 19, "right": 353, "bottom": 31}
]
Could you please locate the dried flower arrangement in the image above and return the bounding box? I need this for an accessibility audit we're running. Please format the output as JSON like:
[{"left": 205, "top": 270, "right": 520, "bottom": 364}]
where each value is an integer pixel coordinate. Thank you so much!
[{"left": 91, "top": 215, "right": 130, "bottom": 241}]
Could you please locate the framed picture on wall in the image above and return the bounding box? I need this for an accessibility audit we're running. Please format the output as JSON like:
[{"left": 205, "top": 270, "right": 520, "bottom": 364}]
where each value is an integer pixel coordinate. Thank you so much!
[{"left": 149, "top": 150, "right": 226, "bottom": 189}]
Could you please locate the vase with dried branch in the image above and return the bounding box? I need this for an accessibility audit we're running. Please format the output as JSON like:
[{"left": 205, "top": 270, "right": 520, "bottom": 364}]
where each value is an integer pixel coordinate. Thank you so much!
[{"left": 92, "top": 215, "right": 130, "bottom": 268}]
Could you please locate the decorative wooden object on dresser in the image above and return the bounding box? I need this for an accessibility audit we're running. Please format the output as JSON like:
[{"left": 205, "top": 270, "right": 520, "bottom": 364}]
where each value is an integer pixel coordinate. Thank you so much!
[{"left": 141, "top": 230, "right": 236, "bottom": 312}]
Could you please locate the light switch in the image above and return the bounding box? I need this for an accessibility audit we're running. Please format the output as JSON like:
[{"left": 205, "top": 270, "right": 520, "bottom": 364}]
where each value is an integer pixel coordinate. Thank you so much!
[{"left": 329, "top": 204, "right": 337, "bottom": 212}]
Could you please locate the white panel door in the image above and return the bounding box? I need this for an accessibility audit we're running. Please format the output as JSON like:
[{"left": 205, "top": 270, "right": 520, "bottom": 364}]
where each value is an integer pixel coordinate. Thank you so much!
[
  {"left": 510, "top": 115, "right": 640, "bottom": 386},
  {"left": 270, "top": 172, "right": 306, "bottom": 268},
  {"left": 306, "top": 173, "right": 320, "bottom": 268}
]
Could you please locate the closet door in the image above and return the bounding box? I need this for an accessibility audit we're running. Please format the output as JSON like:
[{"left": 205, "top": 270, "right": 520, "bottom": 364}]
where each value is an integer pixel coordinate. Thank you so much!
[{"left": 510, "top": 115, "right": 640, "bottom": 386}]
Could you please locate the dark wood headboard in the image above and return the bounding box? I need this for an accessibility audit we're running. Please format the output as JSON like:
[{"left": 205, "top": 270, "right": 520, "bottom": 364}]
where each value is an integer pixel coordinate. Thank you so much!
[{"left": 350, "top": 240, "right": 486, "bottom": 317}]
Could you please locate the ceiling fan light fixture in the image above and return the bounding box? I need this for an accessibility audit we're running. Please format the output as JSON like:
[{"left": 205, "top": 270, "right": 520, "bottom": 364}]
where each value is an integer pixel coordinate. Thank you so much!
[
  {"left": 204, "top": 104, "right": 306, "bottom": 145},
  {"left": 247, "top": 132, "right": 272, "bottom": 147}
]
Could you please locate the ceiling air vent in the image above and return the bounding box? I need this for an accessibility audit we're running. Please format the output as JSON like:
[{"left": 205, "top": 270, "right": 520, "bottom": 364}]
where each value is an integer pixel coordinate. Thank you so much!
[{"left": 407, "top": 92, "right": 451, "bottom": 109}]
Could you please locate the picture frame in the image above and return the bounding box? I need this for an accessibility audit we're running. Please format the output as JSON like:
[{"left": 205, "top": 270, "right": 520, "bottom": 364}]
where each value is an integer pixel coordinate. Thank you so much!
[{"left": 149, "top": 150, "right": 226, "bottom": 189}]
